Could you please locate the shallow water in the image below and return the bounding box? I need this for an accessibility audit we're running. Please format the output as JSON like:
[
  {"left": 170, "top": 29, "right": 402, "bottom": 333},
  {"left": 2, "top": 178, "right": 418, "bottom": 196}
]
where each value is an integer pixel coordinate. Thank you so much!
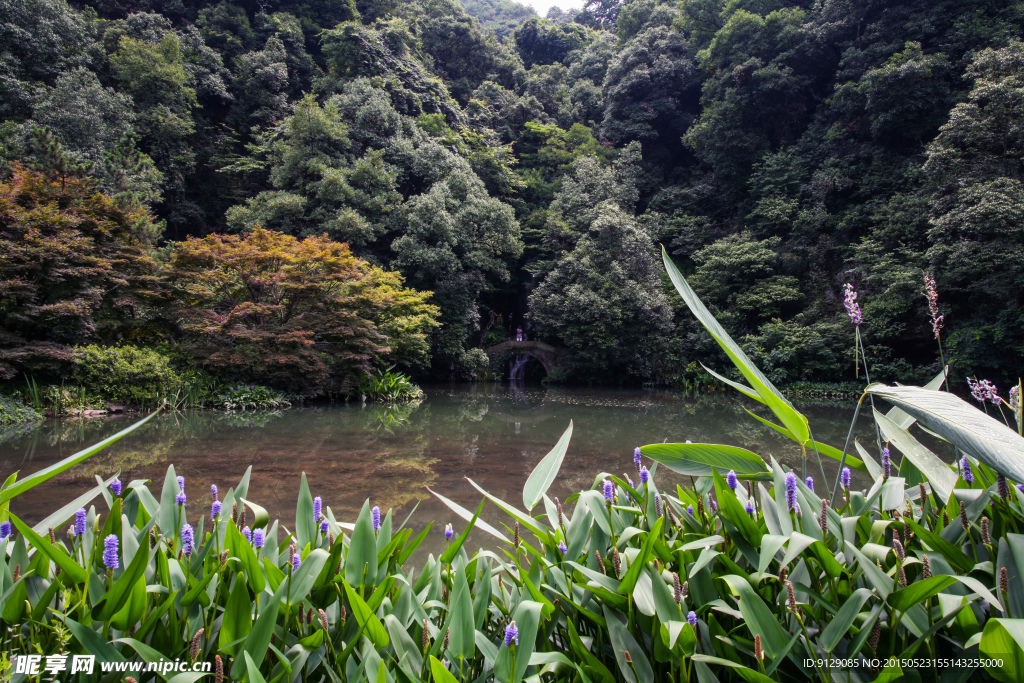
[{"left": 0, "top": 384, "right": 874, "bottom": 559}]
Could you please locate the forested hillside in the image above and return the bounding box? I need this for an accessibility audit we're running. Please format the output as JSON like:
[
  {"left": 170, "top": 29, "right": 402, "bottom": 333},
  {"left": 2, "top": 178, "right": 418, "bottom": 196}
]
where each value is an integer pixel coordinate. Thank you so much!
[{"left": 2, "top": 0, "right": 1023, "bottom": 392}]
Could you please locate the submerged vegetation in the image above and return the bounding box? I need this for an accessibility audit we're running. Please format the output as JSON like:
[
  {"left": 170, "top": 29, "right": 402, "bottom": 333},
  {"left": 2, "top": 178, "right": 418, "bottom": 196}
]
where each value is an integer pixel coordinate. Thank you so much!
[{"left": 2, "top": 255, "right": 1024, "bottom": 682}]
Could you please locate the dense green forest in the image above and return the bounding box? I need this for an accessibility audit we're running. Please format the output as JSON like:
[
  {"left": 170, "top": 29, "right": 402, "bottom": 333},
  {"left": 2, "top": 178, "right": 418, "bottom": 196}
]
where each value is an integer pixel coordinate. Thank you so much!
[{"left": 2, "top": 0, "right": 1023, "bottom": 399}]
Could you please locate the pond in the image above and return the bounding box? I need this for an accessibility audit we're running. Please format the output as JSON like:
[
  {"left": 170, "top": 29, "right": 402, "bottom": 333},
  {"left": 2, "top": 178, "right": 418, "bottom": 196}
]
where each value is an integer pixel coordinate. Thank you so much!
[{"left": 0, "top": 384, "right": 876, "bottom": 559}]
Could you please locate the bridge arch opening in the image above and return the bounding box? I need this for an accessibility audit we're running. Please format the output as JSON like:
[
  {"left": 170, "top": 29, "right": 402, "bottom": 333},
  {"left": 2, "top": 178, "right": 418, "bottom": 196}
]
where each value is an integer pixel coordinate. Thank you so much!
[{"left": 509, "top": 353, "right": 548, "bottom": 382}]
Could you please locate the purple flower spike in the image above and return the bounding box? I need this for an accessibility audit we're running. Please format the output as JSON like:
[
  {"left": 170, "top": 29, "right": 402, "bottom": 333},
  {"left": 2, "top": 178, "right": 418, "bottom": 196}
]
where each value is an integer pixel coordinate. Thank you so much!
[
  {"left": 687, "top": 504, "right": 694, "bottom": 516},
  {"left": 626, "top": 476, "right": 634, "bottom": 504},
  {"left": 371, "top": 506, "right": 381, "bottom": 531},
  {"left": 292, "top": 553, "right": 301, "bottom": 571},
  {"left": 843, "top": 283, "right": 862, "bottom": 326},
  {"left": 320, "top": 520, "right": 329, "bottom": 534},
  {"left": 882, "top": 448, "right": 891, "bottom": 479},
  {"left": 785, "top": 472, "right": 798, "bottom": 512},
  {"left": 726, "top": 471, "right": 738, "bottom": 490},
  {"left": 655, "top": 493, "right": 663, "bottom": 517},
  {"left": 242, "top": 526, "right": 252, "bottom": 543},
  {"left": 252, "top": 528, "right": 264, "bottom": 548},
  {"left": 103, "top": 534, "right": 119, "bottom": 569},
  {"left": 75, "top": 508, "right": 87, "bottom": 536},
  {"left": 634, "top": 447, "right": 642, "bottom": 472},
  {"left": 687, "top": 611, "right": 698, "bottom": 627},
  {"left": 177, "top": 476, "right": 185, "bottom": 492},
  {"left": 603, "top": 480, "right": 613, "bottom": 502},
  {"left": 840, "top": 467, "right": 852, "bottom": 489},
  {"left": 313, "top": 496, "right": 322, "bottom": 523},
  {"left": 968, "top": 378, "right": 999, "bottom": 404},
  {"left": 176, "top": 492, "right": 187, "bottom": 506},
  {"left": 111, "top": 478, "right": 122, "bottom": 497},
  {"left": 211, "top": 500, "right": 222, "bottom": 521},
  {"left": 444, "top": 523, "right": 454, "bottom": 541},
  {"left": 745, "top": 503, "right": 755, "bottom": 514},
  {"left": 181, "top": 524, "right": 194, "bottom": 557},
  {"left": 503, "top": 621, "right": 519, "bottom": 647},
  {"left": 639, "top": 467, "right": 650, "bottom": 485},
  {"left": 961, "top": 456, "right": 974, "bottom": 484},
  {"left": 211, "top": 484, "right": 218, "bottom": 500},
  {"left": 0, "top": 521, "right": 10, "bottom": 539},
  {"left": 558, "top": 541, "right": 567, "bottom": 554},
  {"left": 805, "top": 477, "right": 814, "bottom": 493}
]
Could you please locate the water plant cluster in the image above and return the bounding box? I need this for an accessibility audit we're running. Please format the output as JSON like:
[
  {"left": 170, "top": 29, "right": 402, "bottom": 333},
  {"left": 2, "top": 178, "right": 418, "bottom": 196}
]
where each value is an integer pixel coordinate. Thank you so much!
[{"left": 3, "top": 255, "right": 1024, "bottom": 683}]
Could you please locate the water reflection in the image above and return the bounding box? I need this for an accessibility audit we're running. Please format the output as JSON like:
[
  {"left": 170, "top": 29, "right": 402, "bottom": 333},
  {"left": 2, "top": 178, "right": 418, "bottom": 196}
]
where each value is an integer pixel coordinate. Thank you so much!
[{"left": 0, "top": 384, "right": 875, "bottom": 558}]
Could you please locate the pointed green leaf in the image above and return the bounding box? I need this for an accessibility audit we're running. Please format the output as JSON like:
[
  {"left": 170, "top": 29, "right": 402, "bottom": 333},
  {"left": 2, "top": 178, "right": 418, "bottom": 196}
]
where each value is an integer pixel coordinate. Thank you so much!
[{"left": 523, "top": 421, "right": 572, "bottom": 511}]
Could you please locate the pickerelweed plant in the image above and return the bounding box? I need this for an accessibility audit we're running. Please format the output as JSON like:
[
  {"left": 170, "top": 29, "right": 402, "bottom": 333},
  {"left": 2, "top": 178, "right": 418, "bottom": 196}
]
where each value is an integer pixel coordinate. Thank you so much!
[{"left": 3, "top": 253, "right": 1024, "bottom": 683}]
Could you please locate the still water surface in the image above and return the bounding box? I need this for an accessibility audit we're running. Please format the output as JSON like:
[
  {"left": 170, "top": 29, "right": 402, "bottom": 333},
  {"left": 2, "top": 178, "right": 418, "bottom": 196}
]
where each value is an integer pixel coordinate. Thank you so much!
[{"left": 0, "top": 384, "right": 872, "bottom": 557}]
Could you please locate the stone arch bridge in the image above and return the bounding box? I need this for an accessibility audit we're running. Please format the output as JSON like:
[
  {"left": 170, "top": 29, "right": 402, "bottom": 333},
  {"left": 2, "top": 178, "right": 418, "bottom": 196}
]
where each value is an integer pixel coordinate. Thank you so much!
[{"left": 481, "top": 340, "right": 572, "bottom": 378}]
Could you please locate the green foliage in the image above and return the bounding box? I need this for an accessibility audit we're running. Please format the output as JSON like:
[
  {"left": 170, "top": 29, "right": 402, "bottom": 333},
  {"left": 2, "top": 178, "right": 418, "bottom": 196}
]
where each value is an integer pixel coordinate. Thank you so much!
[
  {"left": 72, "top": 345, "right": 183, "bottom": 407},
  {"left": 459, "top": 0, "right": 536, "bottom": 37},
  {"left": 0, "top": 394, "right": 41, "bottom": 426},
  {"left": 2, "top": 0, "right": 1024, "bottom": 387},
  {"left": 357, "top": 366, "right": 424, "bottom": 402},
  {"left": 217, "top": 384, "right": 292, "bottom": 411}
]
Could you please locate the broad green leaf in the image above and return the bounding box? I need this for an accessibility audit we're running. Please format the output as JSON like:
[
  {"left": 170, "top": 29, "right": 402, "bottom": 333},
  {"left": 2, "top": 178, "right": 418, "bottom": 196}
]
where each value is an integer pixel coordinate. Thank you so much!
[
  {"left": 244, "top": 652, "right": 269, "bottom": 683},
  {"left": 494, "top": 600, "right": 544, "bottom": 683},
  {"left": 886, "top": 367, "right": 948, "bottom": 429},
  {"left": 690, "top": 656, "right": 774, "bottom": 683},
  {"left": 700, "top": 363, "right": 764, "bottom": 404},
  {"left": 429, "top": 656, "right": 459, "bottom": 683},
  {"left": 889, "top": 576, "right": 957, "bottom": 613},
  {"left": 523, "top": 421, "right": 572, "bottom": 511},
  {"left": 874, "top": 409, "right": 957, "bottom": 502},
  {"left": 342, "top": 579, "right": 389, "bottom": 648},
  {"left": 819, "top": 589, "right": 873, "bottom": 652},
  {"left": 65, "top": 617, "right": 126, "bottom": 664},
  {"left": 295, "top": 472, "right": 315, "bottom": 549},
  {"left": 30, "top": 475, "right": 118, "bottom": 534},
  {"left": 866, "top": 384, "right": 1024, "bottom": 482},
  {"left": 642, "top": 443, "right": 769, "bottom": 477},
  {"left": 602, "top": 605, "right": 654, "bottom": 683},
  {"left": 663, "top": 248, "right": 809, "bottom": 444},
  {"left": 713, "top": 469, "right": 763, "bottom": 546},
  {"left": 230, "top": 580, "right": 287, "bottom": 680},
  {"left": 8, "top": 514, "right": 87, "bottom": 584},
  {"left": 446, "top": 562, "right": 475, "bottom": 660},
  {"left": 718, "top": 574, "right": 791, "bottom": 659},
  {"left": 0, "top": 410, "right": 159, "bottom": 504},
  {"left": 907, "top": 521, "right": 974, "bottom": 574},
  {"left": 286, "top": 548, "right": 330, "bottom": 604},
  {"left": 465, "top": 478, "right": 546, "bottom": 537},
  {"left": 238, "top": 497, "right": 270, "bottom": 529},
  {"left": 981, "top": 618, "right": 1024, "bottom": 683},
  {"left": 845, "top": 541, "right": 893, "bottom": 599},
  {"left": 618, "top": 517, "right": 664, "bottom": 595},
  {"left": 426, "top": 486, "right": 509, "bottom": 542},
  {"left": 94, "top": 537, "right": 150, "bottom": 620},
  {"left": 219, "top": 574, "right": 252, "bottom": 656},
  {"left": 345, "top": 500, "right": 378, "bottom": 588}
]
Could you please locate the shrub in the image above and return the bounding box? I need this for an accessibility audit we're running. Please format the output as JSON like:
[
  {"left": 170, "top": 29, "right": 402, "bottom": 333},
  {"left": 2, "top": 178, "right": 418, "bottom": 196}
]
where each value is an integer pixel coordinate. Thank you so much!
[
  {"left": 0, "top": 164, "right": 160, "bottom": 380},
  {"left": 0, "top": 394, "right": 40, "bottom": 425},
  {"left": 357, "top": 367, "right": 424, "bottom": 402},
  {"left": 72, "top": 344, "right": 182, "bottom": 407},
  {"left": 166, "top": 228, "right": 439, "bottom": 397}
]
